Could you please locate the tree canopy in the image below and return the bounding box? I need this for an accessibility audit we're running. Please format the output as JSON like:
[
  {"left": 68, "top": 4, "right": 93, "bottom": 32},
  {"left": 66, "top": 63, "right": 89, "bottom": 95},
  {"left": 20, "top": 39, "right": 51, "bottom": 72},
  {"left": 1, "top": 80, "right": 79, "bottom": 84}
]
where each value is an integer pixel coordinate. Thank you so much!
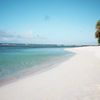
[{"left": 96, "top": 20, "right": 100, "bottom": 29}]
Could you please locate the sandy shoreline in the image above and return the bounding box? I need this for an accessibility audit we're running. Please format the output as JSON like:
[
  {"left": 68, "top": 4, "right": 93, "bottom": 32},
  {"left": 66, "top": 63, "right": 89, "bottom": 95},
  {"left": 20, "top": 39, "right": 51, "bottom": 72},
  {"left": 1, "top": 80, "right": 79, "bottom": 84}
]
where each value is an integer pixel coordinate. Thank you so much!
[
  {"left": 0, "top": 50, "right": 74, "bottom": 87},
  {"left": 0, "top": 46, "right": 100, "bottom": 100}
]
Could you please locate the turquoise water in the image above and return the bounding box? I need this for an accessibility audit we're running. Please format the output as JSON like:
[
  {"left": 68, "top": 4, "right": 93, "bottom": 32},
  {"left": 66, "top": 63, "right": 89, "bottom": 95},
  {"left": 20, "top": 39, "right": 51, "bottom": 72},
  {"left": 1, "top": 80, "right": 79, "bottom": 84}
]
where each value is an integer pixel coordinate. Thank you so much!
[{"left": 0, "top": 47, "right": 73, "bottom": 81}]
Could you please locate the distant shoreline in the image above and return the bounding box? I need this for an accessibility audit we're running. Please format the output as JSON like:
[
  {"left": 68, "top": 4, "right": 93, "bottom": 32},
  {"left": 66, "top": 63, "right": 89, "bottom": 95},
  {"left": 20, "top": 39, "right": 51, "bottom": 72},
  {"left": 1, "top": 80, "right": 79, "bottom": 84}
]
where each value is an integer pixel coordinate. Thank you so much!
[{"left": 0, "top": 43, "right": 96, "bottom": 48}]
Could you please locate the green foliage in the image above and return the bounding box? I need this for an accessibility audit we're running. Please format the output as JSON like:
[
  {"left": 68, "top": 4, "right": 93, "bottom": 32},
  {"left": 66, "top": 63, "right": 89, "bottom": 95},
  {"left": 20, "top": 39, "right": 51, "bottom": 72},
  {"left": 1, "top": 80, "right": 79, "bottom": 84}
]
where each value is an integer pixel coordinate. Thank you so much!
[{"left": 96, "top": 20, "right": 100, "bottom": 28}]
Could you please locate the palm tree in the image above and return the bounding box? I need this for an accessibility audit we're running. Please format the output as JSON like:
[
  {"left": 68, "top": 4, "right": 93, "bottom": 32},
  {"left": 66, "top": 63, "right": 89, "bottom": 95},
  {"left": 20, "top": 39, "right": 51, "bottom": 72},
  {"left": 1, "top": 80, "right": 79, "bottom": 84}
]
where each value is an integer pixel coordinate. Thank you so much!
[{"left": 95, "top": 20, "right": 100, "bottom": 45}]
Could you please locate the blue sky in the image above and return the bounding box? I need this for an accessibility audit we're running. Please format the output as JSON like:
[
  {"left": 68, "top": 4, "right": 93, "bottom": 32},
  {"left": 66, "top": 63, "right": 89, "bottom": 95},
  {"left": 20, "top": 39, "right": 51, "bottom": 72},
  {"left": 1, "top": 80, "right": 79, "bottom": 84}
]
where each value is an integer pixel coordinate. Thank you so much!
[{"left": 0, "top": 0, "right": 100, "bottom": 45}]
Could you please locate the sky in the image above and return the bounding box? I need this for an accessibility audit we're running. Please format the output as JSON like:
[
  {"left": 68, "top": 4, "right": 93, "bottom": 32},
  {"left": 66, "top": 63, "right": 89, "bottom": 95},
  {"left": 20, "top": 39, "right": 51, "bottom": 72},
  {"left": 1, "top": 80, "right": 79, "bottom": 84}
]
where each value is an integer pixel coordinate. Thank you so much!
[{"left": 0, "top": 0, "right": 100, "bottom": 45}]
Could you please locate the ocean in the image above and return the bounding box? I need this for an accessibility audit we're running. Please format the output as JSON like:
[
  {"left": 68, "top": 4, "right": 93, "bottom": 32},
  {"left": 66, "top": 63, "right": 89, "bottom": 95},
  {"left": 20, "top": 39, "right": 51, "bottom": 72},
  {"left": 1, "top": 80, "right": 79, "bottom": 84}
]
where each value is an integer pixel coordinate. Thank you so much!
[{"left": 0, "top": 47, "right": 74, "bottom": 83}]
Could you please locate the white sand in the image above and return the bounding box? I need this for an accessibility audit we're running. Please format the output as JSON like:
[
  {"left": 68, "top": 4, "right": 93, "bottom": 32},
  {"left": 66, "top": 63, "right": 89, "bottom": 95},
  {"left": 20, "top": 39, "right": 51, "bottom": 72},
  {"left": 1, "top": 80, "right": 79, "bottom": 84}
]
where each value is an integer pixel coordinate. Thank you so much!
[{"left": 0, "top": 46, "right": 100, "bottom": 100}]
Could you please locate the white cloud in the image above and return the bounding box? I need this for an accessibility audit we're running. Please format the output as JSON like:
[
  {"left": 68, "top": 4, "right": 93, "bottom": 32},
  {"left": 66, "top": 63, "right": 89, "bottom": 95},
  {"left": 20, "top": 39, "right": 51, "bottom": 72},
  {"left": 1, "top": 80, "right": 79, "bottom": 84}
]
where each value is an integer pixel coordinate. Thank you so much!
[{"left": 0, "top": 30, "right": 48, "bottom": 43}]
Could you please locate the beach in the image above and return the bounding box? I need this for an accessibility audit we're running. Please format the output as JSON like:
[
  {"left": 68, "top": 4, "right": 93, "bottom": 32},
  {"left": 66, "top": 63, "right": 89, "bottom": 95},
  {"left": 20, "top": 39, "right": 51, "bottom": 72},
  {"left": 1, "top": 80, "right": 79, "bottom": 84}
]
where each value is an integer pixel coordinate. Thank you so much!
[{"left": 0, "top": 46, "right": 100, "bottom": 100}]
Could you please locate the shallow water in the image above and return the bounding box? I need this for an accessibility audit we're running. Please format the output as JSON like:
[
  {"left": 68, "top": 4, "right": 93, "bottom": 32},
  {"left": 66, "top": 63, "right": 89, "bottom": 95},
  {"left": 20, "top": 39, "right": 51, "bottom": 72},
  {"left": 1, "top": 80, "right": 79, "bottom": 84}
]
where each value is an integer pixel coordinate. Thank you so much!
[{"left": 0, "top": 47, "right": 73, "bottom": 81}]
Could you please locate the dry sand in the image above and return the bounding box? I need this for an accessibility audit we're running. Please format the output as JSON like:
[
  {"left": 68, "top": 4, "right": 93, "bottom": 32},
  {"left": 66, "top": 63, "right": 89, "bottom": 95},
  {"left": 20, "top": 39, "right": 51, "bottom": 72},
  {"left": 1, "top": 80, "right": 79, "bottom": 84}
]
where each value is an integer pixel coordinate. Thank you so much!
[{"left": 0, "top": 46, "right": 100, "bottom": 100}]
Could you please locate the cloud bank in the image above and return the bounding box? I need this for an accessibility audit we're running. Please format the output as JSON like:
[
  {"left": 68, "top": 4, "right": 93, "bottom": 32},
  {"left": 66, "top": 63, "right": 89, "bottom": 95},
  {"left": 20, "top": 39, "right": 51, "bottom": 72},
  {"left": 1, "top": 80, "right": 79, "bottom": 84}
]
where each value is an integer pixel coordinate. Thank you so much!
[{"left": 0, "top": 30, "right": 48, "bottom": 43}]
